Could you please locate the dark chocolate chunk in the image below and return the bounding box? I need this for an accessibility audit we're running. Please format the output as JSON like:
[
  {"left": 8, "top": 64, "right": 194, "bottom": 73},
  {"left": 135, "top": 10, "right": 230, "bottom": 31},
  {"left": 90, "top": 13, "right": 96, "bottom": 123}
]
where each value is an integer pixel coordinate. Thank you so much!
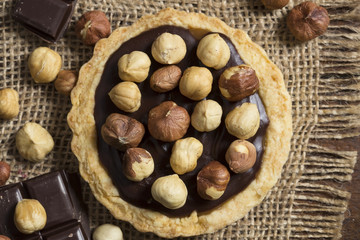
[
  {"left": 12, "top": 0, "right": 77, "bottom": 43},
  {"left": 0, "top": 170, "right": 90, "bottom": 240}
]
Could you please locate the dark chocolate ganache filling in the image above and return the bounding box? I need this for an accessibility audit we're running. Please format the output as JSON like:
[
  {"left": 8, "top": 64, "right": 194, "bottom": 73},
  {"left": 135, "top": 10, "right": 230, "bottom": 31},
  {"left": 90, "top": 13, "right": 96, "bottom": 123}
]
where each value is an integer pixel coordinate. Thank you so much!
[{"left": 94, "top": 25, "right": 269, "bottom": 217}]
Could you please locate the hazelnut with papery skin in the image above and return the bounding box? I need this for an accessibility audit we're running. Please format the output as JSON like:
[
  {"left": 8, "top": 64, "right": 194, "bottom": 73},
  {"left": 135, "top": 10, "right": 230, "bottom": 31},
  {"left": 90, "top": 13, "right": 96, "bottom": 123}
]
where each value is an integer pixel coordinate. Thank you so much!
[
  {"left": 287, "top": 1, "right": 330, "bottom": 42},
  {"left": 0, "top": 88, "right": 19, "bottom": 120},
  {"left": 0, "top": 161, "right": 10, "bottom": 186},
  {"left": 226, "top": 140, "right": 257, "bottom": 173},
  {"left": 197, "top": 161, "right": 230, "bottom": 200},
  {"left": 101, "top": 113, "right": 145, "bottom": 151},
  {"left": 14, "top": 199, "right": 47, "bottom": 234},
  {"left": 197, "top": 33, "right": 230, "bottom": 70},
  {"left": 150, "top": 65, "right": 182, "bottom": 93},
  {"left": 179, "top": 66, "right": 213, "bottom": 101},
  {"left": 54, "top": 70, "right": 78, "bottom": 96},
  {"left": 261, "top": 0, "right": 289, "bottom": 9},
  {"left": 151, "top": 174, "right": 188, "bottom": 209},
  {"left": 75, "top": 10, "right": 111, "bottom": 46},
  {"left": 28, "top": 47, "right": 62, "bottom": 83},
  {"left": 118, "top": 51, "right": 151, "bottom": 83},
  {"left": 123, "top": 148, "right": 154, "bottom": 182},
  {"left": 148, "top": 101, "right": 190, "bottom": 142},
  {"left": 93, "top": 224, "right": 123, "bottom": 240},
  {"left": 151, "top": 33, "right": 187, "bottom": 64},
  {"left": 225, "top": 103, "right": 260, "bottom": 140},
  {"left": 219, "top": 65, "right": 259, "bottom": 102},
  {"left": 109, "top": 81, "right": 141, "bottom": 113},
  {"left": 0, "top": 235, "right": 10, "bottom": 240},
  {"left": 191, "top": 99, "right": 222, "bottom": 132}
]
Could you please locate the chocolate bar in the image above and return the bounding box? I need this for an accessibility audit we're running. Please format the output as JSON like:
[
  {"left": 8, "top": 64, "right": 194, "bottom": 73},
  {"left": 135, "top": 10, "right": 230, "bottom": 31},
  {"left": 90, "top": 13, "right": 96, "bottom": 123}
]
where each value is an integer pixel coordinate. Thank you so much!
[
  {"left": 12, "top": 0, "right": 77, "bottom": 43},
  {"left": 0, "top": 170, "right": 90, "bottom": 240}
]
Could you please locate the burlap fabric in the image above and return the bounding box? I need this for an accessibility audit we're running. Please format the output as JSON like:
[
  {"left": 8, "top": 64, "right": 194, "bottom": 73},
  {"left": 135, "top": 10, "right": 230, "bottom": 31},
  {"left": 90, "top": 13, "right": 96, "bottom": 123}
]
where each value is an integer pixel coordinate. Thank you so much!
[{"left": 1, "top": 0, "right": 359, "bottom": 239}]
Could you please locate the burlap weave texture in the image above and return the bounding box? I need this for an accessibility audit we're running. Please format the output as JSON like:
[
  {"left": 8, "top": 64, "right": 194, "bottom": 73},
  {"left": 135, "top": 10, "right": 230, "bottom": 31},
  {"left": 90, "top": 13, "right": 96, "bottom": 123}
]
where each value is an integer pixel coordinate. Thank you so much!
[{"left": 1, "top": 0, "right": 359, "bottom": 239}]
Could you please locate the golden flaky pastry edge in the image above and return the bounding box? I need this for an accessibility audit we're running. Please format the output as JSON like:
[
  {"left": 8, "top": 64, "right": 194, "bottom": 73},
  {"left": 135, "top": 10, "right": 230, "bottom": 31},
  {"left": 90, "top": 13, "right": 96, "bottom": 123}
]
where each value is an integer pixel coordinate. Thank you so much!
[{"left": 67, "top": 8, "right": 292, "bottom": 238}]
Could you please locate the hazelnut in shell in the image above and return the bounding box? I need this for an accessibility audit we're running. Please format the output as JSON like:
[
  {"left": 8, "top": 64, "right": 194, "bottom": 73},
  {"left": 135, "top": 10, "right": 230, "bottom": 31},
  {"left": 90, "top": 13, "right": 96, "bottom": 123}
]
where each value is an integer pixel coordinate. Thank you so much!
[
  {"left": 287, "top": 1, "right": 330, "bottom": 42},
  {"left": 118, "top": 51, "right": 151, "bottom": 83},
  {"left": 151, "top": 32, "right": 187, "bottom": 64},
  {"left": 148, "top": 101, "right": 190, "bottom": 142},
  {"left": 101, "top": 113, "right": 145, "bottom": 151},
  {"left": 170, "top": 137, "right": 203, "bottom": 175},
  {"left": 225, "top": 103, "right": 260, "bottom": 140},
  {"left": 75, "top": 10, "right": 111, "bottom": 46},
  {"left": 123, "top": 148, "right": 154, "bottom": 182},
  {"left": 28, "top": 47, "right": 62, "bottom": 83},
  {"left": 196, "top": 33, "right": 230, "bottom": 70},
  {"left": 54, "top": 70, "right": 78, "bottom": 96},
  {"left": 0, "top": 88, "right": 20, "bottom": 120},
  {"left": 151, "top": 174, "right": 188, "bottom": 209},
  {"left": 179, "top": 66, "right": 213, "bottom": 101},
  {"left": 197, "top": 161, "right": 230, "bottom": 200},
  {"left": 93, "top": 224, "right": 123, "bottom": 240},
  {"left": 150, "top": 65, "right": 182, "bottom": 93},
  {"left": 14, "top": 199, "right": 47, "bottom": 234},
  {"left": 226, "top": 140, "right": 257, "bottom": 173},
  {"left": 191, "top": 99, "right": 222, "bottom": 132},
  {"left": 109, "top": 81, "right": 141, "bottom": 113},
  {"left": 0, "top": 161, "right": 10, "bottom": 186},
  {"left": 219, "top": 65, "right": 260, "bottom": 102},
  {"left": 261, "top": 0, "right": 289, "bottom": 9}
]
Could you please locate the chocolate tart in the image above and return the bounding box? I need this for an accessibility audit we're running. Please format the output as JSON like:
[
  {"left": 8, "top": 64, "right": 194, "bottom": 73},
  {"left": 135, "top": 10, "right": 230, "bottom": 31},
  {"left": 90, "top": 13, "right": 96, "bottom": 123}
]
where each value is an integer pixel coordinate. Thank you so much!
[{"left": 68, "top": 8, "right": 292, "bottom": 238}]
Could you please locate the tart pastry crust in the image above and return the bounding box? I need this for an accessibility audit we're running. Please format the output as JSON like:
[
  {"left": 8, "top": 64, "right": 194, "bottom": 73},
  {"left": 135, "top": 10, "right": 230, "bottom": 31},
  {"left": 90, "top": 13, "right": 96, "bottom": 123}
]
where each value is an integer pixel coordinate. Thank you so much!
[{"left": 68, "top": 8, "right": 292, "bottom": 238}]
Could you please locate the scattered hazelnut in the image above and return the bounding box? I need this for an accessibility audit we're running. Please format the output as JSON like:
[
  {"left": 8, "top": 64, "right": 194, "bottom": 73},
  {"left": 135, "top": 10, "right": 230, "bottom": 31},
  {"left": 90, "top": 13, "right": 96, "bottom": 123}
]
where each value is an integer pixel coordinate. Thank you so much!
[
  {"left": 118, "top": 51, "right": 151, "bottom": 83},
  {"left": 28, "top": 47, "right": 62, "bottom": 83},
  {"left": 150, "top": 65, "right": 182, "bottom": 93},
  {"left": 151, "top": 174, "right": 188, "bottom": 209},
  {"left": 261, "top": 0, "right": 289, "bottom": 9},
  {"left": 170, "top": 137, "right": 203, "bottom": 175},
  {"left": 123, "top": 148, "right": 154, "bottom": 182},
  {"left": 0, "top": 88, "right": 19, "bottom": 120},
  {"left": 196, "top": 33, "right": 230, "bottom": 70},
  {"left": 0, "top": 235, "right": 10, "bottom": 240},
  {"left": 0, "top": 161, "right": 10, "bottom": 186},
  {"left": 14, "top": 199, "right": 47, "bottom": 234},
  {"left": 151, "top": 32, "right": 187, "bottom": 64},
  {"left": 179, "top": 66, "right": 213, "bottom": 101},
  {"left": 225, "top": 140, "right": 257, "bottom": 173},
  {"left": 93, "top": 224, "right": 123, "bottom": 240},
  {"left": 219, "top": 65, "right": 259, "bottom": 102},
  {"left": 148, "top": 101, "right": 190, "bottom": 142},
  {"left": 191, "top": 99, "right": 222, "bottom": 132},
  {"left": 197, "top": 161, "right": 230, "bottom": 200},
  {"left": 287, "top": 1, "right": 330, "bottom": 42},
  {"left": 75, "top": 10, "right": 111, "bottom": 46},
  {"left": 225, "top": 103, "right": 260, "bottom": 140},
  {"left": 15, "top": 122, "right": 54, "bottom": 162},
  {"left": 54, "top": 70, "right": 78, "bottom": 96},
  {"left": 101, "top": 113, "right": 145, "bottom": 151},
  {"left": 108, "top": 81, "right": 141, "bottom": 113}
]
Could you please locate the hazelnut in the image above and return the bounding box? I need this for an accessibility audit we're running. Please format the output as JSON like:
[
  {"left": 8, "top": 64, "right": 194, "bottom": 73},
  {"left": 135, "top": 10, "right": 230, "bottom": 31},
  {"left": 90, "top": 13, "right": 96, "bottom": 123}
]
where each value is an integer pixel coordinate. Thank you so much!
[
  {"left": 151, "top": 174, "right": 188, "bottom": 209},
  {"left": 191, "top": 99, "right": 222, "bottom": 132},
  {"left": 54, "top": 70, "right": 78, "bottom": 96},
  {"left": 101, "top": 113, "right": 145, "bottom": 151},
  {"left": 0, "top": 161, "right": 10, "bottom": 186},
  {"left": 197, "top": 161, "right": 230, "bottom": 200},
  {"left": 219, "top": 65, "right": 260, "bottom": 102},
  {"left": 170, "top": 137, "right": 203, "bottom": 175},
  {"left": 179, "top": 67, "right": 213, "bottom": 101},
  {"left": 28, "top": 47, "right": 62, "bottom": 83},
  {"left": 148, "top": 101, "right": 190, "bottom": 142},
  {"left": 225, "top": 103, "right": 260, "bottom": 140},
  {"left": 75, "top": 10, "right": 111, "bottom": 46},
  {"left": 225, "top": 140, "right": 257, "bottom": 173},
  {"left": 14, "top": 199, "right": 47, "bottom": 234},
  {"left": 123, "top": 148, "right": 154, "bottom": 182},
  {"left": 261, "top": 0, "right": 289, "bottom": 9},
  {"left": 93, "top": 224, "right": 123, "bottom": 240},
  {"left": 108, "top": 81, "right": 141, "bottom": 113},
  {"left": 287, "top": 1, "right": 330, "bottom": 42},
  {"left": 0, "top": 88, "right": 19, "bottom": 120},
  {"left": 196, "top": 33, "right": 230, "bottom": 70},
  {"left": 151, "top": 32, "right": 187, "bottom": 64},
  {"left": 0, "top": 235, "right": 10, "bottom": 240},
  {"left": 150, "top": 65, "right": 182, "bottom": 93},
  {"left": 15, "top": 122, "right": 54, "bottom": 162},
  {"left": 118, "top": 51, "right": 151, "bottom": 83}
]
